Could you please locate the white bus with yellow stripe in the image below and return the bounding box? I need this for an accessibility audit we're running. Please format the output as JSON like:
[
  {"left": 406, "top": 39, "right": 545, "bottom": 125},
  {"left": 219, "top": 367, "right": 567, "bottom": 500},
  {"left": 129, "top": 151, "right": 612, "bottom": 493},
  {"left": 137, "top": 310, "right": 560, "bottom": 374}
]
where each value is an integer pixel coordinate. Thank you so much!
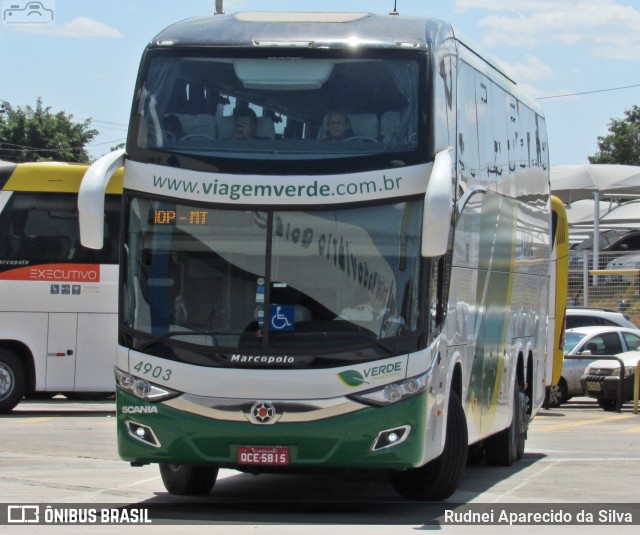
[
  {"left": 0, "top": 161, "right": 121, "bottom": 412},
  {"left": 79, "top": 11, "right": 552, "bottom": 500}
]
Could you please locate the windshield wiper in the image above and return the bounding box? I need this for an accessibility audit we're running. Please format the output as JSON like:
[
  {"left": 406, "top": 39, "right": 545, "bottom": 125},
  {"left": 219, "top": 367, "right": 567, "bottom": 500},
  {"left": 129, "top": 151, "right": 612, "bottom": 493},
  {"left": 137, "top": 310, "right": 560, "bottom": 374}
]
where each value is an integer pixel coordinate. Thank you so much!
[
  {"left": 135, "top": 329, "right": 239, "bottom": 350},
  {"left": 269, "top": 329, "right": 396, "bottom": 355}
]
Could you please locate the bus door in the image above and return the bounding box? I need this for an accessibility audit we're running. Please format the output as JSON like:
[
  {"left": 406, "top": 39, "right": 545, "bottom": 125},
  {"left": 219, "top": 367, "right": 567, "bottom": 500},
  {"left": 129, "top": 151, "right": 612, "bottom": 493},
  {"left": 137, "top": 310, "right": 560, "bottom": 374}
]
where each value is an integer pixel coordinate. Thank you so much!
[{"left": 45, "top": 313, "right": 78, "bottom": 391}]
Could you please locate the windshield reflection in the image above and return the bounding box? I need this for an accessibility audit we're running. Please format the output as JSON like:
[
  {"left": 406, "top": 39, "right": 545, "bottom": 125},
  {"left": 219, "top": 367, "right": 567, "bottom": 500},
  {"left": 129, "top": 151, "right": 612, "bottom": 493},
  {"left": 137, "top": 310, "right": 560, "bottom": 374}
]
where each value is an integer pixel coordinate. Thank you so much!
[{"left": 123, "top": 197, "right": 423, "bottom": 358}]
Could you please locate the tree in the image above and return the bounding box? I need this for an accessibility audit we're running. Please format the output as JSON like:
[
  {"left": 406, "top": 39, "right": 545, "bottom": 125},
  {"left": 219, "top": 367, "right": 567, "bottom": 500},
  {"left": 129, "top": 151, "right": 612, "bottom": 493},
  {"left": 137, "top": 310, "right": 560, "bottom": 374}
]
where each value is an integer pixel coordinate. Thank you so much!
[
  {"left": 589, "top": 105, "right": 640, "bottom": 165},
  {"left": 0, "top": 97, "right": 98, "bottom": 163}
]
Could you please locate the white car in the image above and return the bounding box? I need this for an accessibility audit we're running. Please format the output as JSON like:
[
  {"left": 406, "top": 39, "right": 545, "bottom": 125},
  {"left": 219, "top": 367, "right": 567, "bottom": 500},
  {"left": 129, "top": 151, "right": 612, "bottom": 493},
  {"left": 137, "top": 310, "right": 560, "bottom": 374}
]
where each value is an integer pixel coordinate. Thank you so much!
[
  {"left": 545, "top": 326, "right": 640, "bottom": 407},
  {"left": 581, "top": 350, "right": 640, "bottom": 411},
  {"left": 565, "top": 307, "right": 637, "bottom": 330},
  {"left": 605, "top": 252, "right": 640, "bottom": 283}
]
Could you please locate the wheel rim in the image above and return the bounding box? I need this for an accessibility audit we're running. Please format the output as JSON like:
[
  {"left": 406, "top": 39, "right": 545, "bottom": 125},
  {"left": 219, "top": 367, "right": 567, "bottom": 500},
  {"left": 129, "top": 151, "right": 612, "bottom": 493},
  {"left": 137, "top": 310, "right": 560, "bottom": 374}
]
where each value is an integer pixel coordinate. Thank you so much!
[
  {"left": 167, "top": 464, "right": 183, "bottom": 472},
  {"left": 0, "top": 362, "right": 15, "bottom": 400},
  {"left": 548, "top": 385, "right": 563, "bottom": 406}
]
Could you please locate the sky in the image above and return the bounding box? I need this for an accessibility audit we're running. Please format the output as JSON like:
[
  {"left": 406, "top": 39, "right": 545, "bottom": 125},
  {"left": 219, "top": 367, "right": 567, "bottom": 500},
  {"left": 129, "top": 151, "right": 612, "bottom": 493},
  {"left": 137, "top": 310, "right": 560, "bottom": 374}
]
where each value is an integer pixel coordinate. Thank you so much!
[{"left": 1, "top": 0, "right": 639, "bottom": 165}]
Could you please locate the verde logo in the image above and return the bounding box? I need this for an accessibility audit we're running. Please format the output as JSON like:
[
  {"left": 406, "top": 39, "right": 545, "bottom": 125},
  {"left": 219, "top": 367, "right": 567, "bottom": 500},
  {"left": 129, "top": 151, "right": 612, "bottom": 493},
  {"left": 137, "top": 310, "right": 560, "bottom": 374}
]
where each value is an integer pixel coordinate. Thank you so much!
[
  {"left": 337, "top": 370, "right": 369, "bottom": 387},
  {"left": 337, "top": 362, "right": 403, "bottom": 388}
]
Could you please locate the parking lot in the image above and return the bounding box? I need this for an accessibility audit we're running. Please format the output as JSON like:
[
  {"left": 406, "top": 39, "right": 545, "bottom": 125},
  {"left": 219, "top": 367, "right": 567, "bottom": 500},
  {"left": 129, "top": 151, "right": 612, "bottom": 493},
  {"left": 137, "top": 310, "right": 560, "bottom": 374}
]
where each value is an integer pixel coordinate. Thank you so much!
[{"left": 1, "top": 396, "right": 640, "bottom": 533}]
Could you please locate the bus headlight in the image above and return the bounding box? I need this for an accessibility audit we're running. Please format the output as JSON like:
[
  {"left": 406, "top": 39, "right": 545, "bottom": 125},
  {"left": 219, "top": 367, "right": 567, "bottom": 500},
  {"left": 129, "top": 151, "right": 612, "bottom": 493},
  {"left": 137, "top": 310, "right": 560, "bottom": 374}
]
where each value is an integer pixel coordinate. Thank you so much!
[
  {"left": 351, "top": 373, "right": 428, "bottom": 406},
  {"left": 115, "top": 367, "right": 180, "bottom": 402}
]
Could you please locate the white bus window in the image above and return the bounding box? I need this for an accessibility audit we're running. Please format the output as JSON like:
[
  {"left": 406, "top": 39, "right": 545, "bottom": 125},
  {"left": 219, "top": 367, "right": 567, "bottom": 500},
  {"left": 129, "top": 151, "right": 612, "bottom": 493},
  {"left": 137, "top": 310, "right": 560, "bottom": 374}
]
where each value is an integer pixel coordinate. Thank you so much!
[{"left": 0, "top": 193, "right": 120, "bottom": 266}]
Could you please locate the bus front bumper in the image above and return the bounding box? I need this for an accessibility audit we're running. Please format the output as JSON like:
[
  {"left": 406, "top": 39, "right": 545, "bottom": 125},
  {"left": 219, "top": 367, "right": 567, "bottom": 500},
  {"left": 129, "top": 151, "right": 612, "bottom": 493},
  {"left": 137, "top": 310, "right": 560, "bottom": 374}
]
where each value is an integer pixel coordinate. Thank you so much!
[{"left": 116, "top": 389, "right": 433, "bottom": 470}]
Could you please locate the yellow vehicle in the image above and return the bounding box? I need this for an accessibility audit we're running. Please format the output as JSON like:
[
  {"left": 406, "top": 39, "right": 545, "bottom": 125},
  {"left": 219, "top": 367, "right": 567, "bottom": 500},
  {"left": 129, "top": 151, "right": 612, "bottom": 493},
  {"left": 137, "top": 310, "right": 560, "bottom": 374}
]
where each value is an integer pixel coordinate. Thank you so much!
[
  {"left": 546, "top": 196, "right": 569, "bottom": 406},
  {"left": 0, "top": 161, "right": 121, "bottom": 412}
]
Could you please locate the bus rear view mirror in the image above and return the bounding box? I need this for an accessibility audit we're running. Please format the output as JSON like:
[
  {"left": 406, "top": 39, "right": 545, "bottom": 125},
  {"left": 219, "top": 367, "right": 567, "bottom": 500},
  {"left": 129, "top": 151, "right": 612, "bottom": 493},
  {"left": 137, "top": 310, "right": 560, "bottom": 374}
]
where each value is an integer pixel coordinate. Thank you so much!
[
  {"left": 421, "top": 148, "right": 454, "bottom": 257},
  {"left": 79, "top": 149, "right": 125, "bottom": 249},
  {"left": 233, "top": 59, "right": 334, "bottom": 90}
]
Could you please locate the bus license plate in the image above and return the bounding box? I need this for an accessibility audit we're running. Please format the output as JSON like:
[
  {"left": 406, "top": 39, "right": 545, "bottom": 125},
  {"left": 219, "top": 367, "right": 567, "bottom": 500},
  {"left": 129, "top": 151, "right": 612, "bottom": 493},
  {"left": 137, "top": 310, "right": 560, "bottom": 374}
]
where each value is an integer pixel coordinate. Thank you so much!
[
  {"left": 237, "top": 446, "right": 290, "bottom": 466},
  {"left": 587, "top": 382, "right": 602, "bottom": 392}
]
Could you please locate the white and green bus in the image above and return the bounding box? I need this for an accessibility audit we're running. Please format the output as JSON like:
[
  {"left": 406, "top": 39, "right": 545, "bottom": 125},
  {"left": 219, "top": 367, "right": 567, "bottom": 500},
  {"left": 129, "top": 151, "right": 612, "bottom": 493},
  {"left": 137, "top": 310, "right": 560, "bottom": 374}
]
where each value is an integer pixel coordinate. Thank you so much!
[{"left": 79, "top": 11, "right": 552, "bottom": 500}]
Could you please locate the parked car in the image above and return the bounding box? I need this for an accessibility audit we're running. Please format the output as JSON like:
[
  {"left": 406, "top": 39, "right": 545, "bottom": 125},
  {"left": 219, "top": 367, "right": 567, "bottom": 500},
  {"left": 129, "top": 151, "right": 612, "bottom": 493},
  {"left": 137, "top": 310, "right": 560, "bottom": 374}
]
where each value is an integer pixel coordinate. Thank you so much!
[
  {"left": 569, "top": 229, "right": 640, "bottom": 282},
  {"left": 581, "top": 350, "right": 640, "bottom": 411},
  {"left": 571, "top": 228, "right": 640, "bottom": 257},
  {"left": 604, "top": 252, "right": 640, "bottom": 284},
  {"left": 565, "top": 307, "right": 637, "bottom": 330},
  {"left": 545, "top": 325, "right": 640, "bottom": 407}
]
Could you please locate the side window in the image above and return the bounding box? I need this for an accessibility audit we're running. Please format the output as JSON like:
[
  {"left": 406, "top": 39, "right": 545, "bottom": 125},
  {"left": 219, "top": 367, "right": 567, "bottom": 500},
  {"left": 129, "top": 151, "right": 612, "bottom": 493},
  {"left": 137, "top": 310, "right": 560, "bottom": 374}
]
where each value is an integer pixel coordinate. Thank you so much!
[
  {"left": 429, "top": 256, "right": 447, "bottom": 334},
  {"left": 566, "top": 315, "right": 600, "bottom": 328},
  {"left": 434, "top": 52, "right": 456, "bottom": 153},
  {"left": 0, "top": 192, "right": 75, "bottom": 264},
  {"left": 599, "top": 332, "right": 624, "bottom": 355},
  {"left": 0, "top": 192, "right": 120, "bottom": 267},
  {"left": 623, "top": 333, "right": 640, "bottom": 350},
  {"left": 491, "top": 83, "right": 508, "bottom": 179},
  {"left": 617, "top": 235, "right": 640, "bottom": 251},
  {"left": 456, "top": 62, "right": 480, "bottom": 186}
]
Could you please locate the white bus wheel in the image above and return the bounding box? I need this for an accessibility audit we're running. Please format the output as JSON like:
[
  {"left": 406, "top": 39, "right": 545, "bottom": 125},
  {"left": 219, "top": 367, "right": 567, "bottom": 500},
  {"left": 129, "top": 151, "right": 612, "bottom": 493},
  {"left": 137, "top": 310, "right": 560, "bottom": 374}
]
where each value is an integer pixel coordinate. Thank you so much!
[{"left": 0, "top": 349, "right": 26, "bottom": 413}]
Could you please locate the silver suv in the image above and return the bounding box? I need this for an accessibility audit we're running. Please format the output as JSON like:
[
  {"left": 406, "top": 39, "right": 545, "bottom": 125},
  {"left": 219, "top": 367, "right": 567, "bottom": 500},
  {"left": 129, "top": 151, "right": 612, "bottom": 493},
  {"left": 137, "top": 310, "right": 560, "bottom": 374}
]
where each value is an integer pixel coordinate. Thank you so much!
[{"left": 565, "top": 307, "right": 637, "bottom": 330}]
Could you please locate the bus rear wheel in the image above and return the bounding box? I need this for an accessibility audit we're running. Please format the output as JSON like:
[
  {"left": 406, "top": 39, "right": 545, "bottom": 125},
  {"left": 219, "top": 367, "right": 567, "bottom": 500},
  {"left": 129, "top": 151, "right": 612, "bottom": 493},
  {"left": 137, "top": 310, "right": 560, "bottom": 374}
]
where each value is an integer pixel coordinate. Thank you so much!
[
  {"left": 159, "top": 464, "right": 218, "bottom": 495},
  {"left": 389, "top": 391, "right": 468, "bottom": 501},
  {"left": 485, "top": 385, "right": 527, "bottom": 466},
  {"left": 0, "top": 349, "right": 26, "bottom": 413}
]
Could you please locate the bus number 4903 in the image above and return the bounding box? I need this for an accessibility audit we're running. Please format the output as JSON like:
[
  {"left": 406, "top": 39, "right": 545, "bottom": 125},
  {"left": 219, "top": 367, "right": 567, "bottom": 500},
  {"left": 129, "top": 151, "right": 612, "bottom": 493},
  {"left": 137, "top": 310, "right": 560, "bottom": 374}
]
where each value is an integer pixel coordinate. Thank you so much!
[{"left": 133, "top": 361, "right": 172, "bottom": 381}]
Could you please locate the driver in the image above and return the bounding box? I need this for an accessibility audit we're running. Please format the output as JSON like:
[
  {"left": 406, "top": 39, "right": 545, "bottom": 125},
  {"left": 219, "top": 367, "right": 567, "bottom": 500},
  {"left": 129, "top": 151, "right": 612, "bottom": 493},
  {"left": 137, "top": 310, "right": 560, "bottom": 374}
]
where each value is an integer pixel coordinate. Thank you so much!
[{"left": 325, "top": 111, "right": 354, "bottom": 141}]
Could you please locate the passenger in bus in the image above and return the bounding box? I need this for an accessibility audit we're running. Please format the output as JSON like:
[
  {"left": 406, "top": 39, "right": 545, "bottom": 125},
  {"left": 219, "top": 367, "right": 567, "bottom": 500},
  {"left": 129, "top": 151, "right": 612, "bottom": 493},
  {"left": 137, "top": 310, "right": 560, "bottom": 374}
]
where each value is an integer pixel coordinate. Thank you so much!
[
  {"left": 162, "top": 114, "right": 185, "bottom": 146},
  {"left": 232, "top": 108, "right": 261, "bottom": 140},
  {"left": 324, "top": 111, "right": 354, "bottom": 141}
]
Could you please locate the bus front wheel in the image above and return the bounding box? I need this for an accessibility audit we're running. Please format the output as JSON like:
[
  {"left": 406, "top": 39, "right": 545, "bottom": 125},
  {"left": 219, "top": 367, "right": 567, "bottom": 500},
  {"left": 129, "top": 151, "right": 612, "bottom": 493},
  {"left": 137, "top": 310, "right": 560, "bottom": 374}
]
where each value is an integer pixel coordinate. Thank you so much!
[
  {"left": 389, "top": 391, "right": 468, "bottom": 500},
  {"left": 0, "top": 349, "right": 26, "bottom": 413},
  {"left": 159, "top": 463, "right": 218, "bottom": 495}
]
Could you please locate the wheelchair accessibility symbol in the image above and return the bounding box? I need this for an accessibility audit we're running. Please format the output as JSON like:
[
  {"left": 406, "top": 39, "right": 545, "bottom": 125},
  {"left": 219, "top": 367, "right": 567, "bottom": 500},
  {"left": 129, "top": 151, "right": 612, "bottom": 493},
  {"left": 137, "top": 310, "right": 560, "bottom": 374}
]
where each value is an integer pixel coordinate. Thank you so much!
[{"left": 269, "top": 304, "right": 295, "bottom": 332}]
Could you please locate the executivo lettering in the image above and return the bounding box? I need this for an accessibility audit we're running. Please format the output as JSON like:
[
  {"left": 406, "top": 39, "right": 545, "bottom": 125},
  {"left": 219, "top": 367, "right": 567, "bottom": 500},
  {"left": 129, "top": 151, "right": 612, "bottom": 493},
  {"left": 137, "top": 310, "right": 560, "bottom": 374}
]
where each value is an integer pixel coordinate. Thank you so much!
[
  {"left": 30, "top": 267, "right": 99, "bottom": 282},
  {"left": 0, "top": 263, "right": 100, "bottom": 282}
]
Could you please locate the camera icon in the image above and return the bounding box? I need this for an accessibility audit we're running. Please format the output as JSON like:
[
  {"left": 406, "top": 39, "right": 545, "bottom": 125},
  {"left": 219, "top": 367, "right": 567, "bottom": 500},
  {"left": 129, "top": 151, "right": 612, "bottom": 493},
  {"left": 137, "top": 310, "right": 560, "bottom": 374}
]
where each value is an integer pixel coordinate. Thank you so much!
[{"left": 3, "top": 1, "right": 54, "bottom": 24}]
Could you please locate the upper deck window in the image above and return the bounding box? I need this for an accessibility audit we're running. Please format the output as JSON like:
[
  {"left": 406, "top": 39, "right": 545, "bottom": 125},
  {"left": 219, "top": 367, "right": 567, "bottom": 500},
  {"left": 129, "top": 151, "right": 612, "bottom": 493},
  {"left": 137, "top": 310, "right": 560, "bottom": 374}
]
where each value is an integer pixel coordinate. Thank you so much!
[{"left": 128, "top": 50, "right": 425, "bottom": 174}]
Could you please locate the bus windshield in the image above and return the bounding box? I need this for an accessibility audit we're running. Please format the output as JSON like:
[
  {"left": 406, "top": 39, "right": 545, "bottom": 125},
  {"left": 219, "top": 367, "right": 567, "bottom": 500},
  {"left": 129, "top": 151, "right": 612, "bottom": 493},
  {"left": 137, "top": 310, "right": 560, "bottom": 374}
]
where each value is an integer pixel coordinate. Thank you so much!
[
  {"left": 123, "top": 195, "right": 423, "bottom": 363},
  {"left": 128, "top": 50, "right": 423, "bottom": 174}
]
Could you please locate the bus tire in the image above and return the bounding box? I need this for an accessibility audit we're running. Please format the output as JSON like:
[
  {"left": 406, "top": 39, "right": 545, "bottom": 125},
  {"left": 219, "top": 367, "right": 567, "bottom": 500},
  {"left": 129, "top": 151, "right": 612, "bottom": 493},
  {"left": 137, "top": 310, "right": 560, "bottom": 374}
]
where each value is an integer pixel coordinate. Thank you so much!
[
  {"left": 0, "top": 349, "right": 26, "bottom": 413},
  {"left": 485, "top": 384, "right": 526, "bottom": 466},
  {"left": 544, "top": 380, "right": 567, "bottom": 408},
  {"left": 389, "top": 391, "right": 468, "bottom": 501},
  {"left": 159, "top": 463, "right": 218, "bottom": 495}
]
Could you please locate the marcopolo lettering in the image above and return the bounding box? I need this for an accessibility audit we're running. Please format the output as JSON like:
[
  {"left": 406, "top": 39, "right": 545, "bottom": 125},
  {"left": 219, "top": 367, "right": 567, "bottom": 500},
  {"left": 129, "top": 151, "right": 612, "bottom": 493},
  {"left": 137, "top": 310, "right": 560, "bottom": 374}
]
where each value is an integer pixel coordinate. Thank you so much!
[{"left": 231, "top": 354, "right": 295, "bottom": 365}]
